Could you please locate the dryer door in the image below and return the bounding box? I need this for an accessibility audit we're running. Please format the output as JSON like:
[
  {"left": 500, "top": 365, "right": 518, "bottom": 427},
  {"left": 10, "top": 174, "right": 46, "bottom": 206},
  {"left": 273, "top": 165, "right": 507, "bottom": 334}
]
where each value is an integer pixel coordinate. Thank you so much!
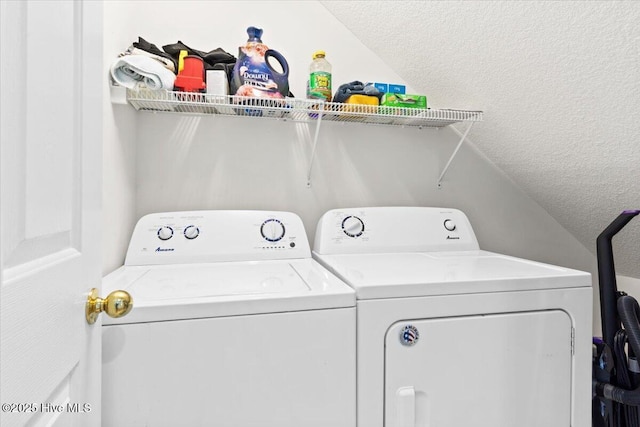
[{"left": 385, "top": 310, "right": 572, "bottom": 427}]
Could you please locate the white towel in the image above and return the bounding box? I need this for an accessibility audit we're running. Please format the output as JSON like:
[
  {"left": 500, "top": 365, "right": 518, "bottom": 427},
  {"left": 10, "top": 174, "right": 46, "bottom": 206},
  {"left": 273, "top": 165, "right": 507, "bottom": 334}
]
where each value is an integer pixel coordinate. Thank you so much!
[
  {"left": 122, "top": 46, "right": 176, "bottom": 73},
  {"left": 110, "top": 55, "right": 176, "bottom": 90}
]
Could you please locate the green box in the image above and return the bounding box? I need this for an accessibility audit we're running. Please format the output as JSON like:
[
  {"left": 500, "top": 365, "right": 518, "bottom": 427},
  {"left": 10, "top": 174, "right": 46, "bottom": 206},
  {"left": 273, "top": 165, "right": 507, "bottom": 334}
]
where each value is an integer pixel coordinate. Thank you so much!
[{"left": 380, "top": 93, "right": 427, "bottom": 109}]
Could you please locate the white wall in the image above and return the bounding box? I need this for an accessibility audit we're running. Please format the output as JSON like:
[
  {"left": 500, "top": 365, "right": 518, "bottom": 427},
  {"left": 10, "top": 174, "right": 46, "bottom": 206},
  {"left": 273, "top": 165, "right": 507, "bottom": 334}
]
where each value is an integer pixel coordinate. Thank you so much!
[
  {"left": 102, "top": 0, "right": 412, "bottom": 274},
  {"left": 133, "top": 113, "right": 595, "bottom": 269},
  {"left": 102, "top": 0, "right": 596, "bottom": 323},
  {"left": 102, "top": 7, "right": 139, "bottom": 276}
]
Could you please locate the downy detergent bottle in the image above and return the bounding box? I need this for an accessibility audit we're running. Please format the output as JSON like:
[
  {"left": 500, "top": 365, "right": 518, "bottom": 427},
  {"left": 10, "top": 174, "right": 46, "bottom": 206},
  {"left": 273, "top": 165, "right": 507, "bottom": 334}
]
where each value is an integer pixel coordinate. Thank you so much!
[{"left": 230, "top": 27, "right": 289, "bottom": 99}]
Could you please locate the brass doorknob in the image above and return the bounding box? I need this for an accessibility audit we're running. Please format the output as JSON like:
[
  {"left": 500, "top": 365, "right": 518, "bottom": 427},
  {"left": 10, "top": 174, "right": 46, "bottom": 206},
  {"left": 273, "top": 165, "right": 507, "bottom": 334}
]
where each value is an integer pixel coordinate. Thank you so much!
[{"left": 85, "top": 288, "right": 133, "bottom": 324}]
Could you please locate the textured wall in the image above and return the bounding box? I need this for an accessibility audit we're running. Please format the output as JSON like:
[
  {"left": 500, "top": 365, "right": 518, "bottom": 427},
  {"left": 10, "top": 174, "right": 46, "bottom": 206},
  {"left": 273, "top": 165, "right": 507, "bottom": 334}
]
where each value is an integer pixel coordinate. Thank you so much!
[{"left": 322, "top": 1, "right": 640, "bottom": 279}]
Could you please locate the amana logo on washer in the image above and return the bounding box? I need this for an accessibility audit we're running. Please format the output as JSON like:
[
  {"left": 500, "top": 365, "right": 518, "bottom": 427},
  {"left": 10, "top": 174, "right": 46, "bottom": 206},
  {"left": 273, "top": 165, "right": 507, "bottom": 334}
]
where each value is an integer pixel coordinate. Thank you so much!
[{"left": 400, "top": 325, "right": 420, "bottom": 346}]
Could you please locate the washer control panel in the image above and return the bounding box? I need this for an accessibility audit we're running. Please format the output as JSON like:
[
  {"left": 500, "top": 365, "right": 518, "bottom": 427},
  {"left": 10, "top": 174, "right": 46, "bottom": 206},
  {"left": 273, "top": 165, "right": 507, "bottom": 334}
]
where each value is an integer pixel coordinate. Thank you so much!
[
  {"left": 157, "top": 226, "right": 174, "bottom": 241},
  {"left": 125, "top": 210, "right": 311, "bottom": 266},
  {"left": 313, "top": 207, "right": 479, "bottom": 255},
  {"left": 443, "top": 219, "right": 456, "bottom": 232},
  {"left": 342, "top": 215, "right": 365, "bottom": 238},
  {"left": 260, "top": 218, "right": 286, "bottom": 242}
]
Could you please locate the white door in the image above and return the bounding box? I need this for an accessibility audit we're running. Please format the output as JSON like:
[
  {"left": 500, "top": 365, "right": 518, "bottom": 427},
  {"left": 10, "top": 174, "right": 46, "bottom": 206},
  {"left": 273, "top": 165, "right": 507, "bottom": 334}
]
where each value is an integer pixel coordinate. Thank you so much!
[
  {"left": 385, "top": 311, "right": 573, "bottom": 427},
  {"left": 1, "top": 1, "right": 103, "bottom": 426}
]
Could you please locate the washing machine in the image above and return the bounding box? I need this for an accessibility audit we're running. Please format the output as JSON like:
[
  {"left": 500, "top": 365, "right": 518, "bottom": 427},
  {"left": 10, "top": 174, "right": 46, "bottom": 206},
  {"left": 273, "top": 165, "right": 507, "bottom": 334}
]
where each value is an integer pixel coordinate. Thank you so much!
[
  {"left": 101, "top": 210, "right": 356, "bottom": 427},
  {"left": 312, "top": 207, "right": 592, "bottom": 427}
]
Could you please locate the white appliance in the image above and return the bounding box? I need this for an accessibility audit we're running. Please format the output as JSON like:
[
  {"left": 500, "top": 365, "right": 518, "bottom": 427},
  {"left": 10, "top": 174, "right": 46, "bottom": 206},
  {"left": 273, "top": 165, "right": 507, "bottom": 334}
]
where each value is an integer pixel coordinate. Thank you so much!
[
  {"left": 312, "top": 207, "right": 592, "bottom": 427},
  {"left": 102, "top": 210, "right": 356, "bottom": 427}
]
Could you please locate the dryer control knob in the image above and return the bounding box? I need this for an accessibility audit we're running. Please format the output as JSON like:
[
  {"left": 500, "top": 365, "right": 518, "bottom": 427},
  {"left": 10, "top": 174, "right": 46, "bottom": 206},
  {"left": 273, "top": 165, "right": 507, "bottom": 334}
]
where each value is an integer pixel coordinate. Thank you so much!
[
  {"left": 342, "top": 216, "right": 365, "bottom": 238},
  {"left": 261, "top": 219, "right": 285, "bottom": 242},
  {"left": 443, "top": 219, "right": 456, "bottom": 232},
  {"left": 157, "top": 226, "right": 174, "bottom": 241},
  {"left": 184, "top": 225, "right": 200, "bottom": 240}
]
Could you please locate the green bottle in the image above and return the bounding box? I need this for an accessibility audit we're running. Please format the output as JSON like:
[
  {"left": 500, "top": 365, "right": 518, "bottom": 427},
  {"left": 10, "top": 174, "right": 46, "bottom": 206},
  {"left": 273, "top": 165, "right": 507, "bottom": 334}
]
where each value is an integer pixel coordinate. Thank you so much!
[{"left": 308, "top": 50, "right": 332, "bottom": 102}]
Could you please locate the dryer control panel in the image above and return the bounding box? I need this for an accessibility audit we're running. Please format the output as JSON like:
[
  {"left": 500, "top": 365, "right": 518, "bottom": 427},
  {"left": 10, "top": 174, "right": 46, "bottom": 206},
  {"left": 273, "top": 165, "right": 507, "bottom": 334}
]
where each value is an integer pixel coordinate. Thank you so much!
[
  {"left": 313, "top": 207, "right": 479, "bottom": 255},
  {"left": 125, "top": 211, "right": 311, "bottom": 265}
]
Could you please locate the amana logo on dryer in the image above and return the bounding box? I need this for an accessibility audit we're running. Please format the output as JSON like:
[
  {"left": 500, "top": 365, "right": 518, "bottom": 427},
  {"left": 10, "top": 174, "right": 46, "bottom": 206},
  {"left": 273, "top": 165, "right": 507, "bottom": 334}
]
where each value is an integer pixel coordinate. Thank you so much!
[
  {"left": 155, "top": 247, "right": 175, "bottom": 252},
  {"left": 400, "top": 325, "right": 420, "bottom": 346}
]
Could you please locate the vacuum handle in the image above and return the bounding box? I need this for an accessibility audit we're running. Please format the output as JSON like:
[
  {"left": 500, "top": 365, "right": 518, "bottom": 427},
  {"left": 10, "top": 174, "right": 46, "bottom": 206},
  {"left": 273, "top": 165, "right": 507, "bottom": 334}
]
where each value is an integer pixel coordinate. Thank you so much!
[
  {"left": 598, "top": 210, "right": 640, "bottom": 244},
  {"left": 597, "top": 210, "right": 640, "bottom": 349}
]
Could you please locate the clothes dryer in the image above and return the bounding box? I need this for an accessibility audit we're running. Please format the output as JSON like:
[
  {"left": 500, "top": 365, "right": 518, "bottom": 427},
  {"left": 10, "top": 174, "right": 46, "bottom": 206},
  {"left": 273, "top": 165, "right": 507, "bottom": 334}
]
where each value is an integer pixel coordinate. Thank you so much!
[
  {"left": 102, "top": 210, "right": 355, "bottom": 427},
  {"left": 313, "top": 207, "right": 591, "bottom": 427}
]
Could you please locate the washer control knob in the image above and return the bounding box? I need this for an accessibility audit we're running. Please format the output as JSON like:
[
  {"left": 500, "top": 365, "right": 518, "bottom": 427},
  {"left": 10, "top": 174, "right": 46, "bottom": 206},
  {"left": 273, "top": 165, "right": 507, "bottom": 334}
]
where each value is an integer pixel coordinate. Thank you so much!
[
  {"left": 261, "top": 219, "right": 285, "bottom": 242},
  {"left": 184, "top": 225, "right": 200, "bottom": 240},
  {"left": 157, "top": 226, "right": 174, "bottom": 240},
  {"left": 342, "top": 216, "right": 365, "bottom": 238},
  {"left": 443, "top": 219, "right": 456, "bottom": 231}
]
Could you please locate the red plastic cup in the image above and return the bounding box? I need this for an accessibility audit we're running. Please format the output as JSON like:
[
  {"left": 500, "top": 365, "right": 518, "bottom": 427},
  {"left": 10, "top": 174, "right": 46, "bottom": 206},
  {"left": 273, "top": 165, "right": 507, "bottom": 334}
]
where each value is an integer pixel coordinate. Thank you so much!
[{"left": 174, "top": 56, "right": 206, "bottom": 92}]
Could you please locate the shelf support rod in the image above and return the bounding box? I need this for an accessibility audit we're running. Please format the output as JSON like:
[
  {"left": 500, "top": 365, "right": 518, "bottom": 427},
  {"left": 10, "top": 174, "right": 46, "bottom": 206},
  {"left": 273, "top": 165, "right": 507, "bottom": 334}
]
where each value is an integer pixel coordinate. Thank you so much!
[
  {"left": 306, "top": 102, "right": 325, "bottom": 187},
  {"left": 437, "top": 120, "right": 475, "bottom": 189}
]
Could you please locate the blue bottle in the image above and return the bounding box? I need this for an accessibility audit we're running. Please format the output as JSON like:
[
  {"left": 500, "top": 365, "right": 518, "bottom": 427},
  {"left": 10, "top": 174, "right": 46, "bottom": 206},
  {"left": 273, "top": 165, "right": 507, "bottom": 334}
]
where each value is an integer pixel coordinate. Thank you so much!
[{"left": 230, "top": 27, "right": 289, "bottom": 99}]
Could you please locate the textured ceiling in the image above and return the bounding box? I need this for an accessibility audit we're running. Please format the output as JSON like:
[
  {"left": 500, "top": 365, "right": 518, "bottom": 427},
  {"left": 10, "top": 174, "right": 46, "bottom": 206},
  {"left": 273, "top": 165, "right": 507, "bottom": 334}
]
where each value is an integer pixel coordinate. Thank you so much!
[{"left": 322, "top": 0, "right": 640, "bottom": 279}]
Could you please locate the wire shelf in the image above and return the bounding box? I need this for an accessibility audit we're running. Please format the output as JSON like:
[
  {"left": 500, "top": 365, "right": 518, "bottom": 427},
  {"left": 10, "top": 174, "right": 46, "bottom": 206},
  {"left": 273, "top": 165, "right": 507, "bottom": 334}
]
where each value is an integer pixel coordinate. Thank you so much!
[{"left": 126, "top": 89, "right": 483, "bottom": 128}]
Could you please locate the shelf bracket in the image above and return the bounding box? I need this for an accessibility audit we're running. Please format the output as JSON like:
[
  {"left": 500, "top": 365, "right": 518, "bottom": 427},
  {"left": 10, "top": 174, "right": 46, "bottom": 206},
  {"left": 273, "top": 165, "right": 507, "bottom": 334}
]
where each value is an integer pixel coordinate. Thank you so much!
[
  {"left": 306, "top": 102, "right": 325, "bottom": 187},
  {"left": 437, "top": 120, "right": 475, "bottom": 189}
]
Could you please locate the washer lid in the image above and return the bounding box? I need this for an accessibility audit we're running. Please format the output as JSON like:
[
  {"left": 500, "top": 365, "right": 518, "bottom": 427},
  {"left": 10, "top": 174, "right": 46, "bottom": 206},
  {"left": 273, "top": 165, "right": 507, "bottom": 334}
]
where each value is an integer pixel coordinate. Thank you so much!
[
  {"left": 313, "top": 250, "right": 591, "bottom": 300},
  {"left": 102, "top": 259, "right": 355, "bottom": 324}
]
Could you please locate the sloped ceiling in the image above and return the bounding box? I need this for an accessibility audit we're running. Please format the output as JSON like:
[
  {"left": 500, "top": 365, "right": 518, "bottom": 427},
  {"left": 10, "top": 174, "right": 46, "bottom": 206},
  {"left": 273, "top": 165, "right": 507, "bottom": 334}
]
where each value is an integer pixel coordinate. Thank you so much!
[{"left": 322, "top": 1, "right": 640, "bottom": 279}]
